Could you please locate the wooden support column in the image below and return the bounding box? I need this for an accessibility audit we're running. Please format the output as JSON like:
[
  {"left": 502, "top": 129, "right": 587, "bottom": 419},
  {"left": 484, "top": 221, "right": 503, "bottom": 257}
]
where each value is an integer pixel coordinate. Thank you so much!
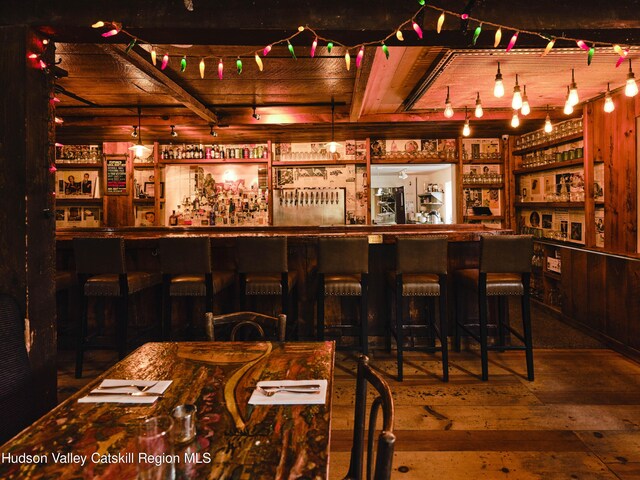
[{"left": 0, "top": 27, "right": 57, "bottom": 412}]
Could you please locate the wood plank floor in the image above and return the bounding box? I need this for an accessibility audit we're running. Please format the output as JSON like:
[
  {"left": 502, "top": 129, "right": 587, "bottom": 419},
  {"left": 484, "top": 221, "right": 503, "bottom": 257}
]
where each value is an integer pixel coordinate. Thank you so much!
[
  {"left": 329, "top": 349, "right": 640, "bottom": 480},
  {"left": 57, "top": 348, "right": 640, "bottom": 479}
]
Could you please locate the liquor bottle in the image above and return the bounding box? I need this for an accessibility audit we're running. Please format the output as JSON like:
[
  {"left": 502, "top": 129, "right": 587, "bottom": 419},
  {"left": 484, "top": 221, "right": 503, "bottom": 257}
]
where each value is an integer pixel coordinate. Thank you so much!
[{"left": 169, "top": 210, "right": 178, "bottom": 226}]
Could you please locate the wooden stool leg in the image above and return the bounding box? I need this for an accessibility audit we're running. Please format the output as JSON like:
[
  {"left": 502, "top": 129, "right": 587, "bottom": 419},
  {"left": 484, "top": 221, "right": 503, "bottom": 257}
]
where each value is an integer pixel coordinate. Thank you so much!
[
  {"left": 385, "top": 283, "right": 393, "bottom": 354},
  {"left": 453, "top": 281, "right": 462, "bottom": 353},
  {"left": 116, "top": 294, "right": 129, "bottom": 360},
  {"left": 75, "top": 294, "right": 89, "bottom": 379},
  {"left": 360, "top": 275, "right": 368, "bottom": 356},
  {"left": 522, "top": 277, "right": 534, "bottom": 381},
  {"left": 396, "top": 277, "right": 404, "bottom": 381},
  {"left": 439, "top": 280, "right": 449, "bottom": 382},
  {"left": 478, "top": 276, "right": 489, "bottom": 381},
  {"left": 497, "top": 296, "right": 507, "bottom": 353},
  {"left": 317, "top": 274, "right": 325, "bottom": 341}
]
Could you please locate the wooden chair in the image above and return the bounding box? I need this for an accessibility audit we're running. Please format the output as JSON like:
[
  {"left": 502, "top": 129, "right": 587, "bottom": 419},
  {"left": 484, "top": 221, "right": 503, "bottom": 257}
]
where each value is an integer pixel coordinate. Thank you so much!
[
  {"left": 389, "top": 236, "right": 449, "bottom": 382},
  {"left": 159, "top": 237, "right": 234, "bottom": 339},
  {"left": 454, "top": 234, "right": 535, "bottom": 381},
  {"left": 73, "top": 237, "right": 161, "bottom": 378},
  {"left": 344, "top": 355, "right": 396, "bottom": 480},
  {"left": 0, "top": 294, "right": 34, "bottom": 443},
  {"left": 204, "top": 311, "right": 286, "bottom": 341},
  {"left": 317, "top": 237, "right": 369, "bottom": 354}
]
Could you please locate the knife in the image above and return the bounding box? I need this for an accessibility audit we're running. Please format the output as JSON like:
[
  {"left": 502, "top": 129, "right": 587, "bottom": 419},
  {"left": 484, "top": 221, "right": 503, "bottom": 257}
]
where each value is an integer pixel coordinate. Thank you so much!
[{"left": 88, "top": 390, "right": 164, "bottom": 397}]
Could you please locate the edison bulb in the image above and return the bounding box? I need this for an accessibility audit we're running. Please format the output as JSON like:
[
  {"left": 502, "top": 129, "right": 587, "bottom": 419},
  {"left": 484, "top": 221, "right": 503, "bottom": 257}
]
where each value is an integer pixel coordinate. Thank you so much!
[
  {"left": 564, "top": 99, "right": 573, "bottom": 115},
  {"left": 329, "top": 141, "right": 338, "bottom": 154},
  {"left": 512, "top": 87, "right": 522, "bottom": 110},
  {"left": 604, "top": 93, "right": 615, "bottom": 113},
  {"left": 475, "top": 103, "right": 483, "bottom": 118},
  {"left": 625, "top": 76, "right": 638, "bottom": 97},
  {"left": 568, "top": 86, "right": 579, "bottom": 107},
  {"left": 462, "top": 121, "right": 471, "bottom": 137},
  {"left": 494, "top": 77, "right": 504, "bottom": 98},
  {"left": 510, "top": 112, "right": 520, "bottom": 128},
  {"left": 544, "top": 114, "right": 553, "bottom": 133},
  {"left": 444, "top": 101, "right": 454, "bottom": 118},
  {"left": 521, "top": 99, "right": 530, "bottom": 116}
]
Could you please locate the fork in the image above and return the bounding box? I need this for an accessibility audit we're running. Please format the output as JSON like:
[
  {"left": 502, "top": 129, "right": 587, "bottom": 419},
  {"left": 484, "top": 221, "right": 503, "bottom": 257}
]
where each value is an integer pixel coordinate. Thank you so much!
[
  {"left": 256, "top": 385, "right": 321, "bottom": 397},
  {"left": 95, "top": 382, "right": 158, "bottom": 392}
]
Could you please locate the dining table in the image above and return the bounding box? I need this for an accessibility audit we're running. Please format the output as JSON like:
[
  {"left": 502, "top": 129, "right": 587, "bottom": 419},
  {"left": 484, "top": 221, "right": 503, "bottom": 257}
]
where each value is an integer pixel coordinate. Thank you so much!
[{"left": 0, "top": 341, "right": 335, "bottom": 479}]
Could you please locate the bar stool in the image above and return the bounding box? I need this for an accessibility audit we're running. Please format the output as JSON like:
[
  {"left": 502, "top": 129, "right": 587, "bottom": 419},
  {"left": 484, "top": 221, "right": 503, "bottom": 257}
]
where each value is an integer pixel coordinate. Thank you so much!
[
  {"left": 454, "top": 234, "right": 534, "bottom": 381},
  {"left": 236, "top": 237, "right": 297, "bottom": 334},
  {"left": 159, "top": 237, "right": 234, "bottom": 339},
  {"left": 73, "top": 237, "right": 161, "bottom": 378},
  {"left": 389, "top": 236, "right": 448, "bottom": 382},
  {"left": 317, "top": 237, "right": 369, "bottom": 354}
]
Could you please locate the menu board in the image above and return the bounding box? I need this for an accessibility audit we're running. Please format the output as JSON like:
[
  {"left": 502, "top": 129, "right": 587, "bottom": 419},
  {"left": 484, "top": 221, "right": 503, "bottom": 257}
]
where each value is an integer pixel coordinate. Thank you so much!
[{"left": 104, "top": 156, "right": 128, "bottom": 195}]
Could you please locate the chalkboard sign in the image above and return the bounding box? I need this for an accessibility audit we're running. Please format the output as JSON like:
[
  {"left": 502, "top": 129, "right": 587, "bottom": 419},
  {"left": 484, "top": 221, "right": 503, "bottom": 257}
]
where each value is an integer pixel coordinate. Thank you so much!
[{"left": 104, "top": 156, "right": 129, "bottom": 195}]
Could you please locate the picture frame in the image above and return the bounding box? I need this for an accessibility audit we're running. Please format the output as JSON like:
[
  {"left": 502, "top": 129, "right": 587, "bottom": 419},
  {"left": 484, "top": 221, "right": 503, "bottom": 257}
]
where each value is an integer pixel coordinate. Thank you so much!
[{"left": 143, "top": 182, "right": 165, "bottom": 198}]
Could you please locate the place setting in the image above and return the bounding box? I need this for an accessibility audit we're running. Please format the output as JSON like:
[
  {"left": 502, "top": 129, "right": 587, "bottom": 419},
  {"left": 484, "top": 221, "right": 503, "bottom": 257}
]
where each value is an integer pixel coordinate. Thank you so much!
[
  {"left": 248, "top": 379, "right": 328, "bottom": 405},
  {"left": 77, "top": 379, "right": 173, "bottom": 404}
]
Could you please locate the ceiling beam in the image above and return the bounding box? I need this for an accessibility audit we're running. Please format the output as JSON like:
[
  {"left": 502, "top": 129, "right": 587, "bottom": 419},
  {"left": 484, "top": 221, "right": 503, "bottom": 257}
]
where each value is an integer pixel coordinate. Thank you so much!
[
  {"left": 349, "top": 47, "right": 376, "bottom": 122},
  {"left": 100, "top": 44, "right": 218, "bottom": 125}
]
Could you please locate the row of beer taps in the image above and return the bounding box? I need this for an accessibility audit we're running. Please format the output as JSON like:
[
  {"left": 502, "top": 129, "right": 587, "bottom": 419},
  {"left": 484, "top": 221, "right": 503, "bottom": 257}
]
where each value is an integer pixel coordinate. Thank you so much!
[{"left": 278, "top": 189, "right": 340, "bottom": 206}]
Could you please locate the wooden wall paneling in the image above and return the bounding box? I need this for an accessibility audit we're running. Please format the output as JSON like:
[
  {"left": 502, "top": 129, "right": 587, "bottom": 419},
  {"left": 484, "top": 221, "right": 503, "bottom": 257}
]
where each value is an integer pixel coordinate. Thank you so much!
[
  {"left": 505, "top": 136, "right": 515, "bottom": 230},
  {"left": 267, "top": 140, "right": 273, "bottom": 225},
  {"left": 605, "top": 256, "right": 629, "bottom": 344},
  {"left": 0, "top": 26, "right": 57, "bottom": 415},
  {"left": 456, "top": 138, "right": 464, "bottom": 223},
  {"left": 568, "top": 249, "right": 588, "bottom": 325},
  {"left": 585, "top": 252, "right": 606, "bottom": 333},
  {"left": 559, "top": 246, "right": 573, "bottom": 319},
  {"left": 583, "top": 103, "right": 595, "bottom": 248},
  {"left": 365, "top": 138, "right": 371, "bottom": 225},
  {"left": 626, "top": 259, "right": 640, "bottom": 351}
]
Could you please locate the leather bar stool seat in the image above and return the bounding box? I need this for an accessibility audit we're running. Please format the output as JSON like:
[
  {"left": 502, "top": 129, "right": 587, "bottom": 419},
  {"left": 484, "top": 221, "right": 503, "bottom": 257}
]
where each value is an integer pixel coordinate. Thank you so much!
[
  {"left": 73, "top": 237, "right": 161, "bottom": 378},
  {"left": 236, "top": 237, "right": 297, "bottom": 338},
  {"left": 317, "top": 237, "right": 369, "bottom": 354},
  {"left": 388, "top": 236, "right": 449, "bottom": 382},
  {"left": 454, "top": 234, "right": 534, "bottom": 381},
  {"left": 83, "top": 272, "right": 160, "bottom": 296},
  {"left": 159, "top": 237, "right": 233, "bottom": 340}
]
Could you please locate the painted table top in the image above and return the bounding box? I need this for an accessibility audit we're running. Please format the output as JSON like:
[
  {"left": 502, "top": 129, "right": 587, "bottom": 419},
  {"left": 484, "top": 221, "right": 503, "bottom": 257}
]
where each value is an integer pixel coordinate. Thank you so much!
[{"left": 0, "top": 341, "right": 335, "bottom": 479}]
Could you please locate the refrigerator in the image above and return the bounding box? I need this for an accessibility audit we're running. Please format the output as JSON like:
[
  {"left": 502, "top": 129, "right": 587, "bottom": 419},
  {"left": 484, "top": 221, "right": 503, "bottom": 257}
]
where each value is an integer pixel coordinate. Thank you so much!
[{"left": 373, "top": 186, "right": 406, "bottom": 224}]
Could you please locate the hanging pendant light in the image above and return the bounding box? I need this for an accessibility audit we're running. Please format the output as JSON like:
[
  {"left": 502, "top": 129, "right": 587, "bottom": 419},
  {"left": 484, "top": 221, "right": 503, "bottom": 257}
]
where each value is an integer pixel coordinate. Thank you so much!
[
  {"left": 511, "top": 74, "right": 522, "bottom": 110},
  {"left": 625, "top": 59, "right": 638, "bottom": 97},
  {"left": 128, "top": 107, "right": 152, "bottom": 158},
  {"left": 510, "top": 110, "right": 520, "bottom": 128},
  {"left": 568, "top": 68, "right": 579, "bottom": 106},
  {"left": 462, "top": 107, "right": 471, "bottom": 137},
  {"left": 474, "top": 92, "right": 483, "bottom": 118},
  {"left": 544, "top": 105, "right": 553, "bottom": 133},
  {"left": 443, "top": 86, "right": 454, "bottom": 118},
  {"left": 494, "top": 62, "right": 505, "bottom": 98},
  {"left": 328, "top": 99, "right": 340, "bottom": 154},
  {"left": 521, "top": 85, "right": 530, "bottom": 116},
  {"left": 563, "top": 86, "right": 574, "bottom": 115},
  {"left": 604, "top": 83, "right": 615, "bottom": 112}
]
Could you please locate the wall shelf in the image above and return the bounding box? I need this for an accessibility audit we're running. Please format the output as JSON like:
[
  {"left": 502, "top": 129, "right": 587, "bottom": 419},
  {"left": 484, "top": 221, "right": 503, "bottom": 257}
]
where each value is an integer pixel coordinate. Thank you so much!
[
  {"left": 513, "top": 158, "right": 584, "bottom": 175},
  {"left": 515, "top": 201, "right": 585, "bottom": 208},
  {"left": 513, "top": 132, "right": 583, "bottom": 155}
]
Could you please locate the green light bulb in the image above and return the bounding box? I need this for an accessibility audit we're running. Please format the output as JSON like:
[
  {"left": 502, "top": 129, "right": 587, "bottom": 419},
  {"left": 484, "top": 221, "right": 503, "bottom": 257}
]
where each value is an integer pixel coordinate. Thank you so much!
[
  {"left": 327, "top": 42, "right": 333, "bottom": 53},
  {"left": 180, "top": 56, "right": 186, "bottom": 72},
  {"left": 236, "top": 58, "right": 243, "bottom": 74},
  {"left": 382, "top": 43, "right": 389, "bottom": 59}
]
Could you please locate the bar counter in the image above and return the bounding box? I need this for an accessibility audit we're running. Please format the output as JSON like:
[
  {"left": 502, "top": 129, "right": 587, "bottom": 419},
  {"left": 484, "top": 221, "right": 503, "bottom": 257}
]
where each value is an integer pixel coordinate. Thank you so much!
[{"left": 57, "top": 224, "right": 511, "bottom": 344}]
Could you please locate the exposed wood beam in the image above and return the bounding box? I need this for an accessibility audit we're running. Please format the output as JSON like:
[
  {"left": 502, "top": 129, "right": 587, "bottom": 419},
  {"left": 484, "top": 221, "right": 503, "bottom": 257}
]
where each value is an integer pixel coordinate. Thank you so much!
[
  {"left": 100, "top": 44, "right": 218, "bottom": 125},
  {"left": 349, "top": 47, "right": 376, "bottom": 122}
]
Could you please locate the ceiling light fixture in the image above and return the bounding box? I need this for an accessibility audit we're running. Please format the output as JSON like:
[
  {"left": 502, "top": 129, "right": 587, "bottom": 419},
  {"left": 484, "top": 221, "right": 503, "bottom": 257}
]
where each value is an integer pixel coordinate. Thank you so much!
[
  {"left": 462, "top": 106, "right": 471, "bottom": 137},
  {"left": 252, "top": 106, "right": 261, "bottom": 120},
  {"left": 474, "top": 92, "right": 483, "bottom": 118},
  {"left": 603, "top": 83, "right": 615, "bottom": 113},
  {"left": 399, "top": 169, "right": 409, "bottom": 180},
  {"left": 209, "top": 125, "right": 218, "bottom": 137},
  {"left": 443, "top": 86, "right": 454, "bottom": 118},
  {"left": 625, "top": 59, "right": 638, "bottom": 97},
  {"left": 512, "top": 74, "right": 522, "bottom": 110},
  {"left": 510, "top": 110, "right": 520, "bottom": 128},
  {"left": 563, "top": 86, "right": 574, "bottom": 115},
  {"left": 170, "top": 125, "right": 178, "bottom": 137},
  {"left": 131, "top": 125, "right": 138, "bottom": 138},
  {"left": 493, "top": 62, "right": 505, "bottom": 98},
  {"left": 128, "top": 107, "right": 151, "bottom": 158},
  {"left": 328, "top": 99, "right": 340, "bottom": 154},
  {"left": 568, "top": 68, "right": 579, "bottom": 106},
  {"left": 544, "top": 105, "right": 553, "bottom": 133},
  {"left": 521, "top": 85, "right": 530, "bottom": 116}
]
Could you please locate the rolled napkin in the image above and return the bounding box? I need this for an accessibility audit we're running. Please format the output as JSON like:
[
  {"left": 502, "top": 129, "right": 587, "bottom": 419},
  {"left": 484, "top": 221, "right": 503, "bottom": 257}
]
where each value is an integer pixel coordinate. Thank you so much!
[
  {"left": 248, "top": 379, "right": 328, "bottom": 405},
  {"left": 78, "top": 379, "right": 172, "bottom": 404}
]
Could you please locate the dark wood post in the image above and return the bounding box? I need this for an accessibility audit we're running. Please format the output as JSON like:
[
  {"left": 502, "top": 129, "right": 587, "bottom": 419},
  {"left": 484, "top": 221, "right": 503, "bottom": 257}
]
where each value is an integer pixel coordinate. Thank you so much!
[{"left": 0, "top": 26, "right": 57, "bottom": 413}]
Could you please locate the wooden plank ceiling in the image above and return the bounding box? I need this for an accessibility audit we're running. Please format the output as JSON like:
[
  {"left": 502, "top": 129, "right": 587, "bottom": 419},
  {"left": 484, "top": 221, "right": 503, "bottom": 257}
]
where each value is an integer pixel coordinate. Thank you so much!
[{"left": 46, "top": 1, "right": 640, "bottom": 144}]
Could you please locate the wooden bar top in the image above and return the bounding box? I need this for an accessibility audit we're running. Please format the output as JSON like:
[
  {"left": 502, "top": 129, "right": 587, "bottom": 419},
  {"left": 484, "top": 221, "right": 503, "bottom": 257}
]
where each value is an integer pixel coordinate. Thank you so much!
[{"left": 57, "top": 224, "right": 511, "bottom": 243}]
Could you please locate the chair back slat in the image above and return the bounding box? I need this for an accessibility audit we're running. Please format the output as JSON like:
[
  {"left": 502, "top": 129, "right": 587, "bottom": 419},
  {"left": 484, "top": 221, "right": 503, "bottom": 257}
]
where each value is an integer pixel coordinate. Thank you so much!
[
  {"left": 346, "top": 355, "right": 395, "bottom": 480},
  {"left": 159, "top": 237, "right": 212, "bottom": 274},
  {"left": 480, "top": 235, "right": 533, "bottom": 273},
  {"left": 236, "top": 237, "right": 288, "bottom": 273},
  {"left": 73, "top": 238, "right": 126, "bottom": 274},
  {"left": 318, "top": 237, "right": 369, "bottom": 274},
  {"left": 396, "top": 236, "right": 448, "bottom": 274},
  {"left": 205, "top": 311, "right": 286, "bottom": 342}
]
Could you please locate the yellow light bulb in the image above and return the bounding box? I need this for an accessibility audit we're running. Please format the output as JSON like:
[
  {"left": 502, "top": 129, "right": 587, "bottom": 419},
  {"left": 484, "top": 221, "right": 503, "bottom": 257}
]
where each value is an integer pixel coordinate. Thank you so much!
[
  {"left": 462, "top": 120, "right": 471, "bottom": 137},
  {"left": 510, "top": 112, "right": 520, "bottom": 128},
  {"left": 544, "top": 114, "right": 553, "bottom": 133}
]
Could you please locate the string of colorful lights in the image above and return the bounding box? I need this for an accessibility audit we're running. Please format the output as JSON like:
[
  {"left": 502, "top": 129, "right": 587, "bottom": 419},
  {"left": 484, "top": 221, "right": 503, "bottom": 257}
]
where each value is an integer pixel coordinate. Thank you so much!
[{"left": 89, "top": 2, "right": 638, "bottom": 78}]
